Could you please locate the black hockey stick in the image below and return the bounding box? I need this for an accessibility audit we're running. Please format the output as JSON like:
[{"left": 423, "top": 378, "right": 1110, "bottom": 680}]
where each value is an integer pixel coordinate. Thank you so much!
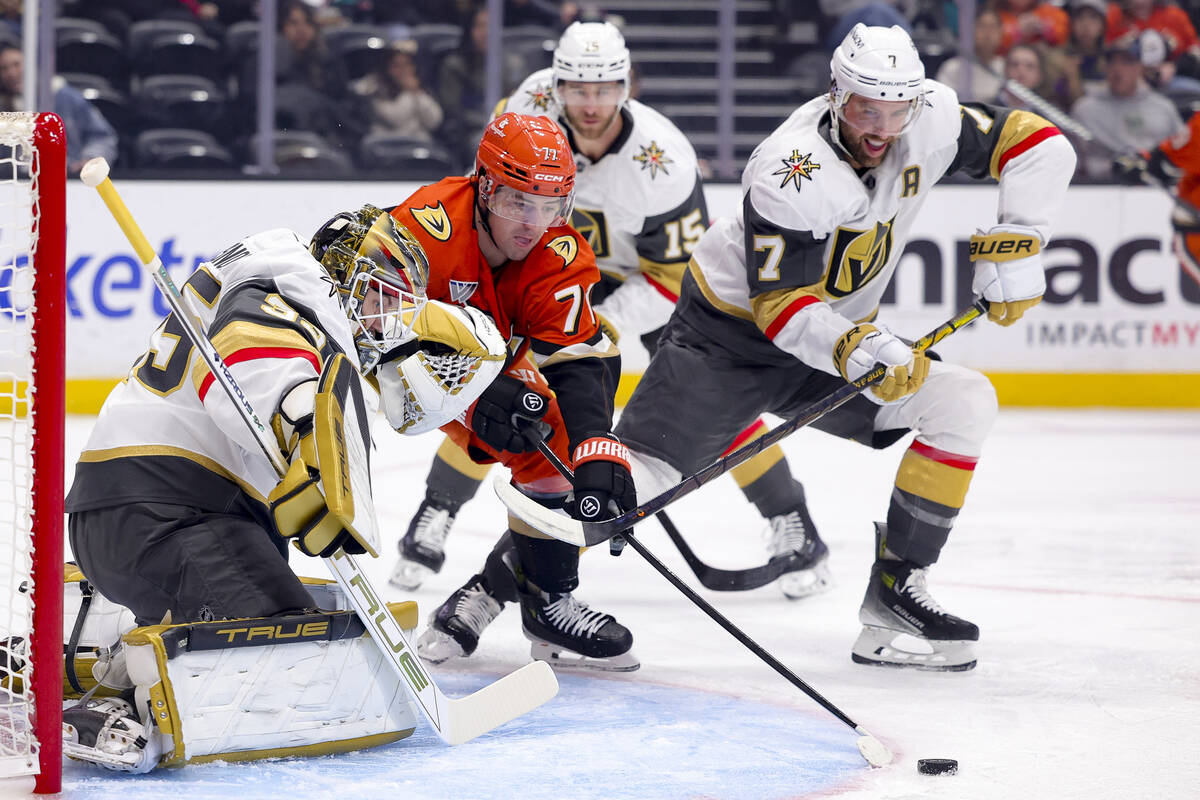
[
  {"left": 496, "top": 300, "right": 989, "bottom": 547},
  {"left": 656, "top": 512, "right": 802, "bottom": 591},
  {"left": 530, "top": 440, "right": 893, "bottom": 768}
]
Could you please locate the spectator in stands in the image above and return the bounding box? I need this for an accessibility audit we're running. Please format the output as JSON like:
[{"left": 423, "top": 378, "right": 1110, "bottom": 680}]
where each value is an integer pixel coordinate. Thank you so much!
[
  {"left": 1067, "top": 0, "right": 1111, "bottom": 92},
  {"left": 997, "top": 42, "right": 1081, "bottom": 110},
  {"left": 354, "top": 40, "right": 444, "bottom": 141},
  {"left": 506, "top": 0, "right": 581, "bottom": 29},
  {"left": 1106, "top": 0, "right": 1200, "bottom": 78},
  {"left": 275, "top": 0, "right": 364, "bottom": 149},
  {"left": 996, "top": 0, "right": 1070, "bottom": 53},
  {"left": 437, "top": 5, "right": 527, "bottom": 163},
  {"left": 0, "top": 0, "right": 19, "bottom": 42},
  {"left": 935, "top": 8, "right": 1005, "bottom": 101},
  {"left": 1072, "top": 35, "right": 1185, "bottom": 176},
  {"left": 0, "top": 43, "right": 119, "bottom": 175}
]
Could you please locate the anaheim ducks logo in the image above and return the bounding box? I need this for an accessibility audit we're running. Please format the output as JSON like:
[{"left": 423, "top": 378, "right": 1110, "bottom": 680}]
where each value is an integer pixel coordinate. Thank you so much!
[
  {"left": 773, "top": 149, "right": 821, "bottom": 191},
  {"left": 824, "top": 217, "right": 895, "bottom": 298},
  {"left": 546, "top": 235, "right": 579, "bottom": 265},
  {"left": 633, "top": 141, "right": 672, "bottom": 179},
  {"left": 408, "top": 203, "right": 452, "bottom": 242},
  {"left": 571, "top": 208, "right": 610, "bottom": 259},
  {"left": 525, "top": 82, "right": 554, "bottom": 112}
]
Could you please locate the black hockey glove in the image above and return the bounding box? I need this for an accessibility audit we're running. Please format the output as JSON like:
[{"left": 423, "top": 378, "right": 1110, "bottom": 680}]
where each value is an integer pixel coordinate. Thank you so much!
[
  {"left": 469, "top": 374, "right": 551, "bottom": 453},
  {"left": 568, "top": 435, "right": 637, "bottom": 522}
]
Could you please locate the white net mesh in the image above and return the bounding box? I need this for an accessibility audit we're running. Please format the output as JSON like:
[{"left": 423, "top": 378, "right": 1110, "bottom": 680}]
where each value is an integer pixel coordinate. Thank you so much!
[{"left": 0, "top": 111, "right": 43, "bottom": 777}]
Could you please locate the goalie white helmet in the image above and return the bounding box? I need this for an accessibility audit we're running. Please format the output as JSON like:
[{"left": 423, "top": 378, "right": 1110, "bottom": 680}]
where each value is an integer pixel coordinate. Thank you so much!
[
  {"left": 552, "top": 21, "right": 631, "bottom": 109},
  {"left": 828, "top": 24, "right": 926, "bottom": 136}
]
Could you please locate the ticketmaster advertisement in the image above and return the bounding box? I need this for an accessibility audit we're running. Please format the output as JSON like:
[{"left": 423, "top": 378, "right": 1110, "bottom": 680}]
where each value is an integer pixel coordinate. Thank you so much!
[{"left": 31, "top": 182, "right": 1200, "bottom": 408}]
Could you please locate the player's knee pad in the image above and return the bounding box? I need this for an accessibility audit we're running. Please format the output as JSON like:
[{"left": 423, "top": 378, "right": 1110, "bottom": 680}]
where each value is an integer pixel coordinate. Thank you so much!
[
  {"left": 628, "top": 449, "right": 681, "bottom": 504},
  {"left": 879, "top": 363, "right": 997, "bottom": 456},
  {"left": 64, "top": 600, "right": 421, "bottom": 773}
]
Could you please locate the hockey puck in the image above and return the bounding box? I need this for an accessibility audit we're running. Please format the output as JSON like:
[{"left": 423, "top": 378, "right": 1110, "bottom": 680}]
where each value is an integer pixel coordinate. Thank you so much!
[{"left": 917, "top": 758, "right": 958, "bottom": 776}]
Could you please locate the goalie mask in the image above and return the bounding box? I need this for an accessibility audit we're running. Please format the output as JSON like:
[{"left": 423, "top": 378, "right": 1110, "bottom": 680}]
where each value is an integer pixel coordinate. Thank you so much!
[
  {"left": 311, "top": 206, "right": 430, "bottom": 372},
  {"left": 828, "top": 24, "right": 926, "bottom": 146}
]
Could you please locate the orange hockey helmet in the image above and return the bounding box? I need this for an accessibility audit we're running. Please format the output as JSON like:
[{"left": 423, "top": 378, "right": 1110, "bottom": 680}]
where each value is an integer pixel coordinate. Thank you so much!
[{"left": 476, "top": 112, "right": 575, "bottom": 229}]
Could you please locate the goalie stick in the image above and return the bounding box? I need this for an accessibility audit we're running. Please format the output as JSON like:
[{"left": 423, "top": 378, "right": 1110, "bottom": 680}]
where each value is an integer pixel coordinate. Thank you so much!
[
  {"left": 529, "top": 440, "right": 892, "bottom": 768},
  {"left": 80, "top": 158, "right": 557, "bottom": 746},
  {"left": 496, "top": 301, "right": 988, "bottom": 547}
]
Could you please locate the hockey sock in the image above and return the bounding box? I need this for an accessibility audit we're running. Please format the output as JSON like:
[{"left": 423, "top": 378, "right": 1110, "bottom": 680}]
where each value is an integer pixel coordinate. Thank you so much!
[
  {"left": 886, "top": 440, "right": 978, "bottom": 566},
  {"left": 511, "top": 532, "right": 581, "bottom": 595},
  {"left": 426, "top": 442, "right": 491, "bottom": 512},
  {"left": 738, "top": 463, "right": 807, "bottom": 519}
]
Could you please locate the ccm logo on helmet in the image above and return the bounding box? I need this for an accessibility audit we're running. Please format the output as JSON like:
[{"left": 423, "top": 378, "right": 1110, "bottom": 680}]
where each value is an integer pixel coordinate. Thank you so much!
[{"left": 534, "top": 173, "right": 566, "bottom": 182}]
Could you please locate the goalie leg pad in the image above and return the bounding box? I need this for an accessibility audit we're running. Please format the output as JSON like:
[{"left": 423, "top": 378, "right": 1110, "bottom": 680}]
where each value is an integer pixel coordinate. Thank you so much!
[{"left": 64, "top": 602, "right": 421, "bottom": 772}]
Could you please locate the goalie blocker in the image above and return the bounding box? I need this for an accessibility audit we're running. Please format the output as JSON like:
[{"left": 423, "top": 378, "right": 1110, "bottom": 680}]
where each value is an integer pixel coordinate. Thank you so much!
[{"left": 60, "top": 573, "right": 421, "bottom": 773}]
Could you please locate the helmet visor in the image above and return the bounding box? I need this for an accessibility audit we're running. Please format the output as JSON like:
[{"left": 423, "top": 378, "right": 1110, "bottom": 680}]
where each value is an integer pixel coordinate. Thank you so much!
[
  {"left": 836, "top": 94, "right": 923, "bottom": 138},
  {"left": 347, "top": 263, "right": 427, "bottom": 370},
  {"left": 486, "top": 184, "right": 573, "bottom": 229}
]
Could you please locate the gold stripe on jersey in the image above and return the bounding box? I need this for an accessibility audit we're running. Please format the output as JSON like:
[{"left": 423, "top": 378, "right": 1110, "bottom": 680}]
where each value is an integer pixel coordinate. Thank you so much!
[
  {"left": 78, "top": 445, "right": 268, "bottom": 504},
  {"left": 894, "top": 448, "right": 973, "bottom": 509},
  {"left": 749, "top": 284, "right": 826, "bottom": 334},
  {"left": 988, "top": 110, "right": 1057, "bottom": 180},
  {"left": 687, "top": 258, "right": 754, "bottom": 321},
  {"left": 636, "top": 256, "right": 687, "bottom": 298},
  {"left": 191, "top": 322, "right": 322, "bottom": 394},
  {"left": 536, "top": 337, "right": 619, "bottom": 369}
]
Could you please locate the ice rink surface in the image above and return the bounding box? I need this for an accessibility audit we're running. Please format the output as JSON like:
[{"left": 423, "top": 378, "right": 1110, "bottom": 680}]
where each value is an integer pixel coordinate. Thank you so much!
[{"left": 57, "top": 407, "right": 1199, "bottom": 800}]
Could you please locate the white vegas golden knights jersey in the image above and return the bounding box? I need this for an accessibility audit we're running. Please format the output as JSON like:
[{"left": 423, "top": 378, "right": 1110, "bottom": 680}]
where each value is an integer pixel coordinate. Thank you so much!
[
  {"left": 689, "top": 79, "right": 1074, "bottom": 375},
  {"left": 499, "top": 68, "right": 708, "bottom": 336},
  {"left": 67, "top": 228, "right": 374, "bottom": 511}
]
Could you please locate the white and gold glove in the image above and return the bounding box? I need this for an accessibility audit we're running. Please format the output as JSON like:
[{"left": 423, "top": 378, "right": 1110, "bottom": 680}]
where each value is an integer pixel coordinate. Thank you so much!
[
  {"left": 970, "top": 223, "right": 1045, "bottom": 327},
  {"left": 833, "top": 323, "right": 930, "bottom": 404}
]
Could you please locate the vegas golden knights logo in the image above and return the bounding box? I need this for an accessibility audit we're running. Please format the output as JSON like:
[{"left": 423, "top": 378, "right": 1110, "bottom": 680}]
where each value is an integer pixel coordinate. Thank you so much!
[
  {"left": 571, "top": 208, "right": 610, "bottom": 259},
  {"left": 824, "top": 217, "right": 895, "bottom": 298},
  {"left": 409, "top": 203, "right": 453, "bottom": 242},
  {"left": 546, "top": 235, "right": 579, "bottom": 265}
]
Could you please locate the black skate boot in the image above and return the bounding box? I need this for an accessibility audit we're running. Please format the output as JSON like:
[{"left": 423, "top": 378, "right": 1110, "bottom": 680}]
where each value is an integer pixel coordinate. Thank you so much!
[
  {"left": 851, "top": 523, "right": 979, "bottom": 671},
  {"left": 519, "top": 586, "right": 639, "bottom": 672},
  {"left": 416, "top": 573, "right": 503, "bottom": 663},
  {"left": 766, "top": 499, "right": 832, "bottom": 599},
  {"left": 390, "top": 496, "right": 459, "bottom": 591}
]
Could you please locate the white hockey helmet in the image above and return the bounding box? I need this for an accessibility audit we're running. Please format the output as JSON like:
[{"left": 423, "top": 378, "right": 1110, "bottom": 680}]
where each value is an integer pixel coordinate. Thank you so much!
[
  {"left": 552, "top": 21, "right": 631, "bottom": 107},
  {"left": 829, "top": 24, "right": 926, "bottom": 136}
]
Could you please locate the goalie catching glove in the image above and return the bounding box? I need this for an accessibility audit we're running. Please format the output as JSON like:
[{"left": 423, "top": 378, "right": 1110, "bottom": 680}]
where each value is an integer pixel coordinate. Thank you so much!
[
  {"left": 569, "top": 435, "right": 637, "bottom": 521},
  {"left": 970, "top": 224, "right": 1045, "bottom": 327},
  {"left": 834, "top": 324, "right": 930, "bottom": 404},
  {"left": 469, "top": 374, "right": 552, "bottom": 453},
  {"left": 269, "top": 352, "right": 380, "bottom": 558}
]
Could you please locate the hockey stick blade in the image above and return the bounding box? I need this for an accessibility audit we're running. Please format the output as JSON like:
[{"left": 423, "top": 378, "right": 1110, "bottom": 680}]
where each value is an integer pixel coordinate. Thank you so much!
[
  {"left": 657, "top": 513, "right": 800, "bottom": 591},
  {"left": 84, "top": 157, "right": 559, "bottom": 746},
  {"left": 495, "top": 301, "right": 987, "bottom": 547}
]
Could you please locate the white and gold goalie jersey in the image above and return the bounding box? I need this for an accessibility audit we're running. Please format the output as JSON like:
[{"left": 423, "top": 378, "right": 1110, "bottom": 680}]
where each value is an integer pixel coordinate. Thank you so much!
[
  {"left": 499, "top": 68, "right": 708, "bottom": 336},
  {"left": 689, "top": 79, "right": 1076, "bottom": 374},
  {"left": 66, "top": 228, "right": 374, "bottom": 513}
]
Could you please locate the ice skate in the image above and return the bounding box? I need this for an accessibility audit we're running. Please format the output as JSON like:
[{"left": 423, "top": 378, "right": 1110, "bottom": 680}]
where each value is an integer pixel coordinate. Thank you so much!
[
  {"left": 417, "top": 574, "right": 503, "bottom": 664},
  {"left": 852, "top": 531, "right": 978, "bottom": 671},
  {"left": 520, "top": 587, "right": 639, "bottom": 672},
  {"left": 390, "top": 498, "right": 457, "bottom": 591},
  {"left": 766, "top": 502, "right": 832, "bottom": 599},
  {"left": 62, "top": 695, "right": 162, "bottom": 773}
]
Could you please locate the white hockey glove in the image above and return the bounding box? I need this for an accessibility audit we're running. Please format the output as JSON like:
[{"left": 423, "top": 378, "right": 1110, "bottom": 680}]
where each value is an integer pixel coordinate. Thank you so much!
[
  {"left": 970, "top": 223, "right": 1045, "bottom": 327},
  {"left": 377, "top": 301, "right": 507, "bottom": 434},
  {"left": 833, "top": 323, "right": 930, "bottom": 404}
]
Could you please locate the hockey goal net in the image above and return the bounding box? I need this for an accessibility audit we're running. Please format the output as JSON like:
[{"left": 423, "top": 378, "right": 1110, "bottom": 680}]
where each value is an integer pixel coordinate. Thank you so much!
[{"left": 0, "top": 111, "right": 65, "bottom": 794}]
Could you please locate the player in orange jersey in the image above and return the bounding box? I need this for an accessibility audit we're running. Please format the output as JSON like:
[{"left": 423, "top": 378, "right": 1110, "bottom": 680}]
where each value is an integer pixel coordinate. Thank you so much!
[
  {"left": 1114, "top": 110, "right": 1200, "bottom": 288},
  {"left": 390, "top": 112, "right": 639, "bottom": 671}
]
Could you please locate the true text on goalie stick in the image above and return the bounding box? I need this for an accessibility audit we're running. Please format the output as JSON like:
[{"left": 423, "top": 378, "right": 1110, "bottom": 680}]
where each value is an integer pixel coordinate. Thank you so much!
[
  {"left": 79, "top": 157, "right": 558, "bottom": 746},
  {"left": 495, "top": 300, "right": 989, "bottom": 548}
]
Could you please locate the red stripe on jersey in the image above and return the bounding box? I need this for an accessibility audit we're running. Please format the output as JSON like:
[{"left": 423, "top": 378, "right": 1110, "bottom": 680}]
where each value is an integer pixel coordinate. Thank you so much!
[
  {"left": 763, "top": 294, "right": 821, "bottom": 341},
  {"left": 644, "top": 274, "right": 679, "bottom": 302},
  {"left": 997, "top": 126, "right": 1061, "bottom": 174},
  {"left": 722, "top": 419, "right": 768, "bottom": 456},
  {"left": 198, "top": 347, "right": 322, "bottom": 402},
  {"left": 909, "top": 440, "right": 978, "bottom": 471}
]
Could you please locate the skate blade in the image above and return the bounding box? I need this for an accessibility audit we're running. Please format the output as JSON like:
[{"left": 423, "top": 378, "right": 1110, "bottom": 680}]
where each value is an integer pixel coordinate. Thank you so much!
[
  {"left": 850, "top": 626, "right": 977, "bottom": 672},
  {"left": 526, "top": 636, "right": 641, "bottom": 673},
  {"left": 388, "top": 558, "right": 434, "bottom": 591},
  {"left": 416, "top": 625, "right": 467, "bottom": 665},
  {"left": 778, "top": 559, "right": 833, "bottom": 600}
]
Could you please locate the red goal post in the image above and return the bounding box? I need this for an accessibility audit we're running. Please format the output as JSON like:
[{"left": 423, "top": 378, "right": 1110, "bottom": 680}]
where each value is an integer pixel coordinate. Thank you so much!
[{"left": 0, "top": 111, "right": 65, "bottom": 794}]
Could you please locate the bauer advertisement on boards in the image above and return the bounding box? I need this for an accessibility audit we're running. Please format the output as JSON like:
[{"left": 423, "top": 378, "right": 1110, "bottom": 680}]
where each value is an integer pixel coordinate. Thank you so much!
[{"left": 37, "top": 182, "right": 1200, "bottom": 390}]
